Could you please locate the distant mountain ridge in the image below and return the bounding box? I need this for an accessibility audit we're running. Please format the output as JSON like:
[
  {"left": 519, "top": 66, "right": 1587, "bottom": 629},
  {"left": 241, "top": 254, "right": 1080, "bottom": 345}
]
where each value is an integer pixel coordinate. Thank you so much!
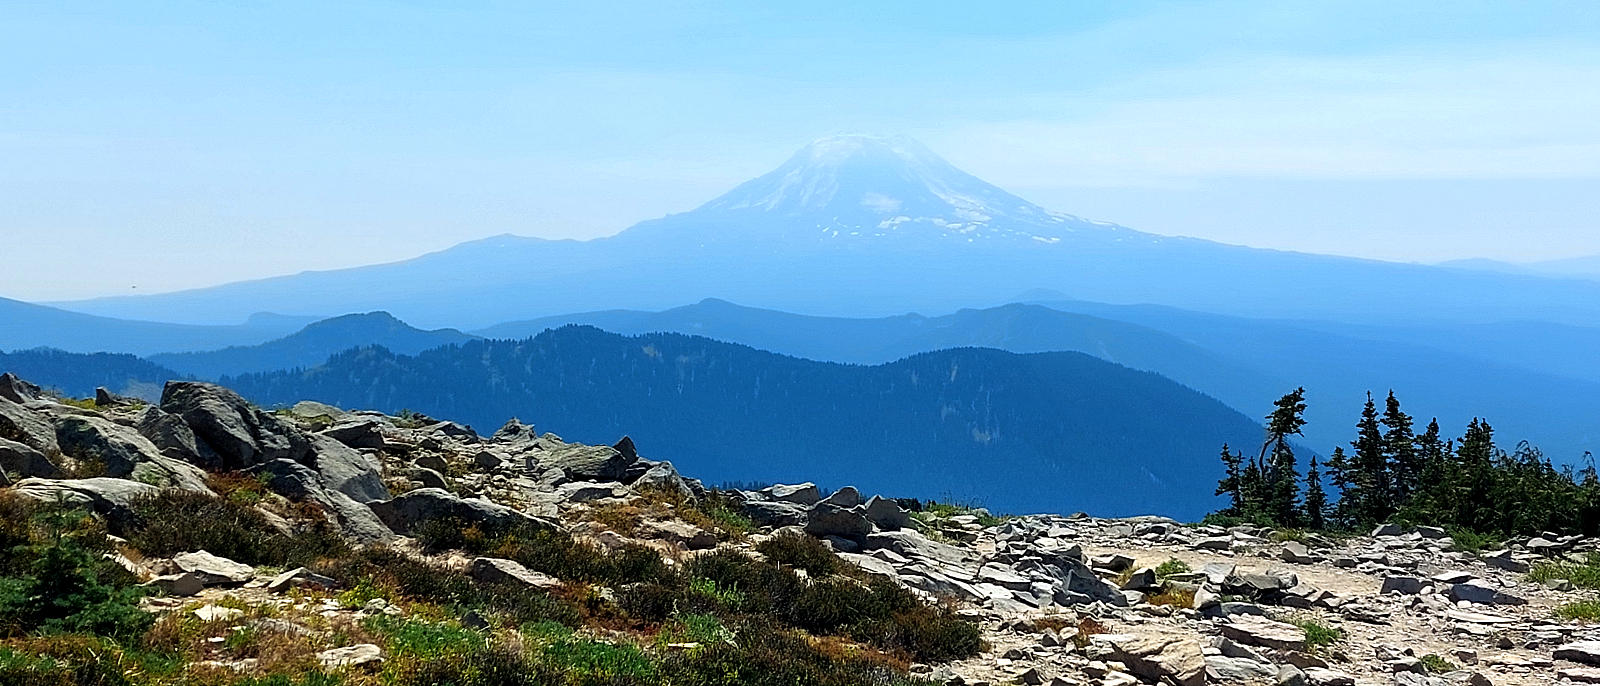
[
  {"left": 148, "top": 311, "right": 477, "bottom": 378},
  {"left": 47, "top": 135, "right": 1600, "bottom": 330},
  {"left": 0, "top": 296, "right": 315, "bottom": 355},
  {"left": 222, "top": 325, "right": 1266, "bottom": 519},
  {"left": 478, "top": 298, "right": 1600, "bottom": 463}
]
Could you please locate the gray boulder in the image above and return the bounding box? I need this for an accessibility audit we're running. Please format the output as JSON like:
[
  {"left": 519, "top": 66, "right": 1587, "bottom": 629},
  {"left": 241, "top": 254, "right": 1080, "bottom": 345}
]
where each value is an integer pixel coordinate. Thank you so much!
[
  {"left": 254, "top": 459, "right": 394, "bottom": 544},
  {"left": 0, "top": 437, "right": 62, "bottom": 482},
  {"left": 469, "top": 557, "right": 562, "bottom": 590},
  {"left": 0, "top": 396, "right": 59, "bottom": 454},
  {"left": 267, "top": 567, "right": 337, "bottom": 593},
  {"left": 1556, "top": 641, "right": 1600, "bottom": 666},
  {"left": 804, "top": 503, "right": 873, "bottom": 540},
  {"left": 320, "top": 419, "right": 385, "bottom": 450},
  {"left": 0, "top": 373, "right": 42, "bottom": 403},
  {"left": 740, "top": 499, "right": 809, "bottom": 527},
  {"left": 136, "top": 405, "right": 219, "bottom": 467},
  {"left": 306, "top": 435, "right": 388, "bottom": 503},
  {"left": 1448, "top": 581, "right": 1525, "bottom": 606},
  {"left": 1122, "top": 567, "right": 1159, "bottom": 591},
  {"left": 368, "top": 488, "right": 559, "bottom": 536},
  {"left": 862, "top": 495, "right": 912, "bottom": 530},
  {"left": 173, "top": 550, "right": 255, "bottom": 586},
  {"left": 541, "top": 444, "right": 631, "bottom": 481},
  {"left": 53, "top": 414, "right": 212, "bottom": 492},
  {"left": 160, "top": 381, "right": 307, "bottom": 469},
  {"left": 402, "top": 466, "right": 449, "bottom": 490},
  {"left": 12, "top": 477, "right": 160, "bottom": 523},
  {"left": 632, "top": 461, "right": 695, "bottom": 501},
  {"left": 819, "top": 486, "right": 863, "bottom": 509},
  {"left": 94, "top": 387, "right": 140, "bottom": 407},
  {"left": 1381, "top": 576, "right": 1427, "bottom": 595},
  {"left": 423, "top": 420, "right": 478, "bottom": 441},
  {"left": 763, "top": 482, "right": 821, "bottom": 505},
  {"left": 492, "top": 418, "right": 537, "bottom": 443}
]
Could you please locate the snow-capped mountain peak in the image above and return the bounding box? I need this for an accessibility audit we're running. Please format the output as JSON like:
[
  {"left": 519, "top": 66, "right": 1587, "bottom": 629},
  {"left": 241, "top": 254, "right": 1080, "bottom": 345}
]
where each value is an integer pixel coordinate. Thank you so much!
[{"left": 689, "top": 134, "right": 1113, "bottom": 244}]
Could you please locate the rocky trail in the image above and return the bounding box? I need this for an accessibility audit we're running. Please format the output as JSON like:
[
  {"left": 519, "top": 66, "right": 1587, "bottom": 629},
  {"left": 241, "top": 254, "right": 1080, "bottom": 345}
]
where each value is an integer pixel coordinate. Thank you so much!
[{"left": 3, "top": 372, "right": 1600, "bottom": 685}]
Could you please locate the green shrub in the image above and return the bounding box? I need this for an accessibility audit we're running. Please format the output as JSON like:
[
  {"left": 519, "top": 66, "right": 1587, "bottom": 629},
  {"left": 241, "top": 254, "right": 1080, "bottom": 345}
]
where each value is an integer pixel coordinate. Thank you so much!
[
  {"left": 655, "top": 612, "right": 735, "bottom": 648},
  {"left": 1153, "top": 558, "right": 1192, "bottom": 579},
  {"left": 0, "top": 638, "right": 135, "bottom": 686},
  {"left": 1557, "top": 600, "right": 1600, "bottom": 621},
  {"left": 123, "top": 490, "right": 347, "bottom": 568},
  {"left": 1530, "top": 554, "right": 1600, "bottom": 589},
  {"left": 317, "top": 549, "right": 580, "bottom": 628},
  {"left": 755, "top": 532, "right": 843, "bottom": 577},
  {"left": 1285, "top": 617, "right": 1343, "bottom": 651},
  {"left": 0, "top": 506, "right": 151, "bottom": 640},
  {"left": 1446, "top": 528, "right": 1500, "bottom": 554},
  {"left": 1419, "top": 653, "right": 1458, "bottom": 673},
  {"left": 417, "top": 518, "right": 669, "bottom": 587},
  {"left": 363, "top": 615, "right": 485, "bottom": 659}
]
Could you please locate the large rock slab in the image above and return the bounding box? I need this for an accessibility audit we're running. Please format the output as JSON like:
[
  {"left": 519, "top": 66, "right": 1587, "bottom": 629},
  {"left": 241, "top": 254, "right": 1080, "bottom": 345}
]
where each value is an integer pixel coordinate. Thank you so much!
[
  {"left": 804, "top": 503, "right": 873, "bottom": 540},
  {"left": 160, "top": 381, "right": 307, "bottom": 469},
  {"left": 54, "top": 414, "right": 212, "bottom": 492},
  {"left": 317, "top": 644, "right": 384, "bottom": 669},
  {"left": 1557, "top": 641, "right": 1600, "bottom": 666},
  {"left": 136, "top": 405, "right": 219, "bottom": 467},
  {"left": 12, "top": 477, "right": 160, "bottom": 523},
  {"left": 1218, "top": 615, "right": 1307, "bottom": 652},
  {"left": 368, "top": 488, "right": 558, "bottom": 536},
  {"left": 468, "top": 557, "right": 562, "bottom": 590},
  {"left": 862, "top": 495, "right": 912, "bottom": 531},
  {"left": 0, "top": 437, "right": 62, "bottom": 481},
  {"left": 254, "top": 459, "right": 394, "bottom": 544},
  {"left": 539, "top": 444, "right": 630, "bottom": 482},
  {"left": 1448, "top": 580, "right": 1525, "bottom": 606},
  {"left": 631, "top": 460, "right": 695, "bottom": 501},
  {"left": 0, "top": 396, "right": 59, "bottom": 454},
  {"left": 762, "top": 482, "right": 821, "bottom": 505},
  {"left": 0, "top": 373, "right": 42, "bottom": 403},
  {"left": 1099, "top": 633, "right": 1207, "bottom": 686},
  {"left": 306, "top": 434, "right": 389, "bottom": 503},
  {"left": 320, "top": 419, "right": 385, "bottom": 450},
  {"left": 173, "top": 550, "right": 255, "bottom": 586}
]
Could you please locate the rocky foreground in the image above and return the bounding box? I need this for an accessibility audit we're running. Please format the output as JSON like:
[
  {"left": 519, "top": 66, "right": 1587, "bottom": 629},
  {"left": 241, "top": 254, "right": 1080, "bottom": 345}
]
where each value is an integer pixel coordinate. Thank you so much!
[{"left": 2, "top": 372, "right": 1599, "bottom": 685}]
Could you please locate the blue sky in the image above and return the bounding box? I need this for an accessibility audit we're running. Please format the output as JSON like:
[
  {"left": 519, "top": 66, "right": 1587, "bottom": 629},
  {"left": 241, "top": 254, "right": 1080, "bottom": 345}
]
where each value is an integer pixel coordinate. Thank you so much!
[{"left": 3, "top": 1, "right": 1599, "bottom": 300}]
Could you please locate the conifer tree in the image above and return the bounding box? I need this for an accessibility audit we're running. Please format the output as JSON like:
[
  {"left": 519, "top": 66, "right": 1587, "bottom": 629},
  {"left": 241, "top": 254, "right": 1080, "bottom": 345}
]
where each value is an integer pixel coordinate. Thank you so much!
[
  {"left": 1303, "top": 454, "right": 1327, "bottom": 530},
  {"left": 1381, "top": 391, "right": 1419, "bottom": 507},
  {"left": 1215, "top": 443, "right": 1244, "bottom": 515},
  {"left": 1323, "top": 446, "right": 1352, "bottom": 526},
  {"left": 1404, "top": 418, "right": 1451, "bottom": 523},
  {"left": 1348, "top": 392, "right": 1390, "bottom": 525},
  {"left": 1258, "top": 388, "right": 1307, "bottom": 526}
]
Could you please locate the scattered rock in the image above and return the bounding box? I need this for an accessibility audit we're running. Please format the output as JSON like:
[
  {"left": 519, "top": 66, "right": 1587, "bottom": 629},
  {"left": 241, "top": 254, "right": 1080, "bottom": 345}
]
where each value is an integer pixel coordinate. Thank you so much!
[
  {"left": 317, "top": 644, "right": 384, "bottom": 669},
  {"left": 1557, "top": 641, "right": 1600, "bottom": 666},
  {"left": 1218, "top": 615, "right": 1307, "bottom": 652},
  {"left": 173, "top": 550, "right": 255, "bottom": 586},
  {"left": 468, "top": 557, "right": 563, "bottom": 590},
  {"left": 368, "top": 487, "right": 558, "bottom": 536},
  {"left": 267, "top": 567, "right": 337, "bottom": 593}
]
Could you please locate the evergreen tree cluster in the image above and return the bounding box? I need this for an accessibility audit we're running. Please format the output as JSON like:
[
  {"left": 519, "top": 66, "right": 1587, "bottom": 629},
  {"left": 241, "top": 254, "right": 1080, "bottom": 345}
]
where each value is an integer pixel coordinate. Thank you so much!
[{"left": 1214, "top": 388, "right": 1600, "bottom": 537}]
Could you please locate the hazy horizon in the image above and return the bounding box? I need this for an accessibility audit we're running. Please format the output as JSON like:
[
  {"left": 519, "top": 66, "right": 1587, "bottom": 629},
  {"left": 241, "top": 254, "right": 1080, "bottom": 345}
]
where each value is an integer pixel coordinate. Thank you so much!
[{"left": 5, "top": 1, "right": 1600, "bottom": 301}]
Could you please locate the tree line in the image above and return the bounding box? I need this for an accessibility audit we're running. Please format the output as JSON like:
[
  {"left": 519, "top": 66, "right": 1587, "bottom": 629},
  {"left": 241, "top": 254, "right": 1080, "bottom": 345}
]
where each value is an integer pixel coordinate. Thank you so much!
[{"left": 1213, "top": 387, "right": 1600, "bottom": 537}]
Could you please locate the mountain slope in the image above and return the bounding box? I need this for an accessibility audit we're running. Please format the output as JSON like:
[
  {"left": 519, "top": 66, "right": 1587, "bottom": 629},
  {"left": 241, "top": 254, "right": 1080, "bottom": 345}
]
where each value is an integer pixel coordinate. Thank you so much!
[
  {"left": 0, "top": 296, "right": 316, "bottom": 355},
  {"left": 50, "top": 136, "right": 1600, "bottom": 330},
  {"left": 223, "top": 326, "right": 1265, "bottom": 519},
  {"left": 1030, "top": 299, "right": 1600, "bottom": 462},
  {"left": 0, "top": 348, "right": 183, "bottom": 400},
  {"left": 478, "top": 298, "right": 1290, "bottom": 416},
  {"left": 147, "top": 311, "right": 478, "bottom": 378},
  {"left": 481, "top": 298, "right": 1600, "bottom": 462}
]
